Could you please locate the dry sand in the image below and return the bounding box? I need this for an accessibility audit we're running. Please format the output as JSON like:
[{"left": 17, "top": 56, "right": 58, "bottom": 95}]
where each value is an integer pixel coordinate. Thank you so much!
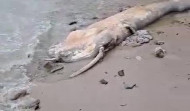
[{"left": 30, "top": 1, "right": 190, "bottom": 111}]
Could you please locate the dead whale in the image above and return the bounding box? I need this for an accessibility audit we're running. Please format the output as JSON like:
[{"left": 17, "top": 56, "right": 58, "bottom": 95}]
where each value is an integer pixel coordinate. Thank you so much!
[{"left": 47, "top": 0, "right": 190, "bottom": 78}]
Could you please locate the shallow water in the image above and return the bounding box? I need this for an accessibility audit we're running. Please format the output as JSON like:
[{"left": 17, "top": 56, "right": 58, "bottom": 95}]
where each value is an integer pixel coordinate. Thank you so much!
[
  {"left": 0, "top": 0, "right": 54, "bottom": 72},
  {"left": 0, "top": 0, "right": 55, "bottom": 110}
]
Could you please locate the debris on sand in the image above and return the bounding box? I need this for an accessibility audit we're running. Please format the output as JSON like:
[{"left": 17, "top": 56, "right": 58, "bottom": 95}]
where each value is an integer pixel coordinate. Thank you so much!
[
  {"left": 43, "top": 62, "right": 64, "bottom": 73},
  {"left": 154, "top": 47, "right": 166, "bottom": 58},
  {"left": 118, "top": 70, "right": 125, "bottom": 77},
  {"left": 8, "top": 89, "right": 28, "bottom": 100},
  {"left": 156, "top": 31, "right": 164, "bottom": 35},
  {"left": 50, "top": 66, "right": 64, "bottom": 73},
  {"left": 120, "top": 104, "right": 127, "bottom": 107},
  {"left": 154, "top": 40, "right": 165, "bottom": 45},
  {"left": 43, "top": 62, "right": 53, "bottom": 71},
  {"left": 99, "top": 79, "right": 108, "bottom": 85},
  {"left": 68, "top": 21, "right": 77, "bottom": 25},
  {"left": 124, "top": 56, "right": 131, "bottom": 59},
  {"left": 125, "top": 84, "right": 137, "bottom": 89}
]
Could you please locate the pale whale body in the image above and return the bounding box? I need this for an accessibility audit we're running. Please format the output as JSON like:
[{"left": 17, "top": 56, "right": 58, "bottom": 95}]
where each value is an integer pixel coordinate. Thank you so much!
[{"left": 47, "top": 0, "right": 190, "bottom": 78}]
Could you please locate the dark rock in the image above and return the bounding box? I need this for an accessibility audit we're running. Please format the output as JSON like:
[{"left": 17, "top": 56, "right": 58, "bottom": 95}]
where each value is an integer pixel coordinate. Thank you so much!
[
  {"left": 92, "top": 16, "right": 98, "bottom": 19},
  {"left": 27, "top": 54, "right": 31, "bottom": 58},
  {"left": 9, "top": 89, "right": 28, "bottom": 100},
  {"left": 104, "top": 72, "right": 108, "bottom": 74},
  {"left": 125, "top": 84, "right": 137, "bottom": 89},
  {"left": 154, "top": 40, "right": 165, "bottom": 45},
  {"left": 99, "top": 79, "right": 108, "bottom": 85},
  {"left": 68, "top": 21, "right": 77, "bottom": 25},
  {"left": 118, "top": 70, "right": 125, "bottom": 76},
  {"left": 154, "top": 47, "right": 166, "bottom": 58}
]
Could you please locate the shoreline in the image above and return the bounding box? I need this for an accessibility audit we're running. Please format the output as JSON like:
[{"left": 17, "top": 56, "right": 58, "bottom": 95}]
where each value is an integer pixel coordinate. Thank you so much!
[{"left": 31, "top": 10, "right": 190, "bottom": 111}]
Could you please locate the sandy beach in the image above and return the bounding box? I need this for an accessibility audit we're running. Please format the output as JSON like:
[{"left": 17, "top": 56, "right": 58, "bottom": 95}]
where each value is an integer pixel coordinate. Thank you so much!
[
  {"left": 28, "top": 0, "right": 190, "bottom": 111},
  {"left": 1, "top": 0, "right": 189, "bottom": 110}
]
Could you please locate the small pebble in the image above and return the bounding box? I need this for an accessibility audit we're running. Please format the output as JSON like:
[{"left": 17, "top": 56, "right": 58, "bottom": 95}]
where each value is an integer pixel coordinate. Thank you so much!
[
  {"left": 99, "top": 79, "right": 108, "bottom": 85},
  {"left": 154, "top": 40, "right": 165, "bottom": 45},
  {"left": 118, "top": 70, "right": 125, "bottom": 76},
  {"left": 154, "top": 47, "right": 166, "bottom": 58}
]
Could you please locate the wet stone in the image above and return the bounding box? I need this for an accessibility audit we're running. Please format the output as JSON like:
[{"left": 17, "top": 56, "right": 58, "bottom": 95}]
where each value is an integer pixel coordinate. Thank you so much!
[
  {"left": 8, "top": 89, "right": 28, "bottom": 100},
  {"left": 19, "top": 98, "right": 40, "bottom": 110}
]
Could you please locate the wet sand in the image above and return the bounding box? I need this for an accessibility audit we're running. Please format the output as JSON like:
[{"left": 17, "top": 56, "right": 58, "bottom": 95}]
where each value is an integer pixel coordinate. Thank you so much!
[{"left": 30, "top": 0, "right": 190, "bottom": 111}]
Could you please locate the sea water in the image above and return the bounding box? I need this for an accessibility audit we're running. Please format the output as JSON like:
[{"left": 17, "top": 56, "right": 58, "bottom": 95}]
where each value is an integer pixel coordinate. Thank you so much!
[{"left": 0, "top": 0, "right": 54, "bottom": 110}]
